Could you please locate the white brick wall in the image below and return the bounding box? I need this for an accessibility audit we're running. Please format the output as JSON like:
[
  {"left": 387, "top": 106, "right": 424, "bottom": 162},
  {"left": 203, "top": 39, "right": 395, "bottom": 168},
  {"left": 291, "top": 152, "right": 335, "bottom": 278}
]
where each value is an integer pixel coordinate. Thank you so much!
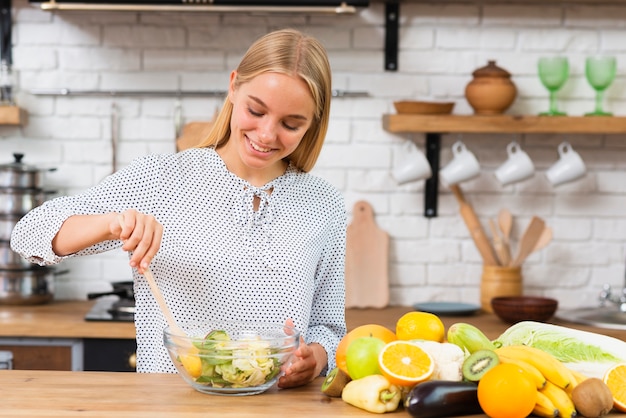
[{"left": 3, "top": 0, "right": 626, "bottom": 310}]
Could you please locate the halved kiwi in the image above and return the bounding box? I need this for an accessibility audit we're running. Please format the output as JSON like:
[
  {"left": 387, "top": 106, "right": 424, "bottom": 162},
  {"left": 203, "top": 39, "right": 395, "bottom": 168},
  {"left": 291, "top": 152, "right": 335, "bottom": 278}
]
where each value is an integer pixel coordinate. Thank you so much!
[
  {"left": 462, "top": 349, "right": 499, "bottom": 382},
  {"left": 321, "top": 367, "right": 351, "bottom": 397}
]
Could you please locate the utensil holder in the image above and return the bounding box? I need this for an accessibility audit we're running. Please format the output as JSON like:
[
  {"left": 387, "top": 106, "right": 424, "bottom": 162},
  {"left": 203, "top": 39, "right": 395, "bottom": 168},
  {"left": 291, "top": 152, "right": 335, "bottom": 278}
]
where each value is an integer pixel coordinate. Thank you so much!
[{"left": 480, "top": 265, "right": 522, "bottom": 313}]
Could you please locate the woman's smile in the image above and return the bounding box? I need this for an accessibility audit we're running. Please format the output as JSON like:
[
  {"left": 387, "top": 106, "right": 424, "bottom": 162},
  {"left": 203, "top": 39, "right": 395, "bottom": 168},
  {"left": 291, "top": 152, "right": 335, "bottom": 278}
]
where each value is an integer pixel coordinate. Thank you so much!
[{"left": 220, "top": 71, "right": 316, "bottom": 185}]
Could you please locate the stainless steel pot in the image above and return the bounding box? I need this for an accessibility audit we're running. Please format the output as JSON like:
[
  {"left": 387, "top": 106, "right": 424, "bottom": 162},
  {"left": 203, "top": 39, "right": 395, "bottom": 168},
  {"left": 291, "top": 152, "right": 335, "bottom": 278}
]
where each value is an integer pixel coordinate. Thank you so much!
[
  {"left": 0, "top": 267, "right": 54, "bottom": 305},
  {"left": 0, "top": 215, "right": 20, "bottom": 241},
  {"left": 0, "top": 188, "right": 46, "bottom": 215},
  {"left": 0, "top": 241, "right": 32, "bottom": 269},
  {"left": 0, "top": 153, "right": 55, "bottom": 189}
]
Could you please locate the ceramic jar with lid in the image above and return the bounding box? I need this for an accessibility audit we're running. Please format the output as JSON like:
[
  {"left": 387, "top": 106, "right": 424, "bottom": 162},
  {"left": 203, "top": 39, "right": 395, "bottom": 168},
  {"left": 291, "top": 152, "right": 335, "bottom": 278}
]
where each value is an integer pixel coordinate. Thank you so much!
[{"left": 465, "top": 60, "right": 517, "bottom": 115}]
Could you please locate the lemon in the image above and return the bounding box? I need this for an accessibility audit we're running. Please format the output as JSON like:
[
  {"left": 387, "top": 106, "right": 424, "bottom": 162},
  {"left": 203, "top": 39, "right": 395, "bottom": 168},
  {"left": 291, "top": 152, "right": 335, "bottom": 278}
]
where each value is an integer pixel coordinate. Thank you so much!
[
  {"left": 395, "top": 311, "right": 445, "bottom": 342},
  {"left": 180, "top": 352, "right": 202, "bottom": 378}
]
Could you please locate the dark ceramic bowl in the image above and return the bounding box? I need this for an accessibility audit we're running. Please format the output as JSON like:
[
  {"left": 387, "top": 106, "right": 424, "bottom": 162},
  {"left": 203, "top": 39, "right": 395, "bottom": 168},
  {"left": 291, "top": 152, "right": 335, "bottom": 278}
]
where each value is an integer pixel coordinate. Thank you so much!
[{"left": 491, "top": 296, "right": 558, "bottom": 324}]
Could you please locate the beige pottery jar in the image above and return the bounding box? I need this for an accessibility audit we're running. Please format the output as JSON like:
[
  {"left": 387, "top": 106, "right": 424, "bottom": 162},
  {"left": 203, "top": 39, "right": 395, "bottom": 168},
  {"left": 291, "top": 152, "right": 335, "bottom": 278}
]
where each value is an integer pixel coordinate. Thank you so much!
[{"left": 465, "top": 60, "right": 517, "bottom": 115}]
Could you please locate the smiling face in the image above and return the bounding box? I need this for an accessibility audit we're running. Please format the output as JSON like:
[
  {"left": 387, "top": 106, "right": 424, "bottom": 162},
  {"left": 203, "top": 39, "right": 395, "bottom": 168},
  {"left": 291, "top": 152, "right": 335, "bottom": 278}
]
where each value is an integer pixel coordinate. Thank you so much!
[{"left": 218, "top": 71, "right": 316, "bottom": 186}]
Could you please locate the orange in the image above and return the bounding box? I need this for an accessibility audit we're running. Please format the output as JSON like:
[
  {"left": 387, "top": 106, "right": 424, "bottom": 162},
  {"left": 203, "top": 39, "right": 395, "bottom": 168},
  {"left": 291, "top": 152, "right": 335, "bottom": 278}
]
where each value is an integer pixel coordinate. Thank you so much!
[
  {"left": 336, "top": 324, "right": 397, "bottom": 374},
  {"left": 395, "top": 311, "right": 445, "bottom": 342},
  {"left": 378, "top": 340, "right": 434, "bottom": 387},
  {"left": 603, "top": 362, "right": 626, "bottom": 412},
  {"left": 477, "top": 363, "right": 537, "bottom": 418}
]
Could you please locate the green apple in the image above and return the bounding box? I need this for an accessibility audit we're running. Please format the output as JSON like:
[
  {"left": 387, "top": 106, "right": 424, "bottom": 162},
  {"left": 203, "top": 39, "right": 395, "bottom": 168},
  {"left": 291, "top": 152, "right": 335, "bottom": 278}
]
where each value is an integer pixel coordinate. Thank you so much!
[{"left": 345, "top": 336, "right": 386, "bottom": 380}]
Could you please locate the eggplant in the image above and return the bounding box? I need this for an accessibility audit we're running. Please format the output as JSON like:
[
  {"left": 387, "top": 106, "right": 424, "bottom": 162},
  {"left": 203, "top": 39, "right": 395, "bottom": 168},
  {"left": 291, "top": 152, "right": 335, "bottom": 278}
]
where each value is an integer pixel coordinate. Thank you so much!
[{"left": 405, "top": 380, "right": 483, "bottom": 418}]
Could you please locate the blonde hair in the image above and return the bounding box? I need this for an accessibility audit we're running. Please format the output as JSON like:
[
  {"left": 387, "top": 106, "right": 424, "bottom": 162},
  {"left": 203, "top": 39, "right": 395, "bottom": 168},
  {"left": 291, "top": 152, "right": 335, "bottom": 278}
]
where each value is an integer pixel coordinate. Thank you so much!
[{"left": 196, "top": 28, "right": 332, "bottom": 173}]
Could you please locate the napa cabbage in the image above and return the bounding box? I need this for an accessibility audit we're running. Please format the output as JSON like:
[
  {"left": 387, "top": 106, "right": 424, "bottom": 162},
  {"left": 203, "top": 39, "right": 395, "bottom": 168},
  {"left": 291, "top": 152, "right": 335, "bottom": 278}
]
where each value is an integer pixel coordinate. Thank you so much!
[{"left": 493, "top": 321, "right": 626, "bottom": 378}]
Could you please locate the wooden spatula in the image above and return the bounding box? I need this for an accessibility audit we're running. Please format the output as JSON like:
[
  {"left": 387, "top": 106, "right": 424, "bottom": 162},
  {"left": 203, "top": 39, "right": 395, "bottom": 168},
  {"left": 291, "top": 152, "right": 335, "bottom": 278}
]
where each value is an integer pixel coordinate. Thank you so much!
[
  {"left": 511, "top": 216, "right": 546, "bottom": 267},
  {"left": 450, "top": 184, "right": 499, "bottom": 266}
]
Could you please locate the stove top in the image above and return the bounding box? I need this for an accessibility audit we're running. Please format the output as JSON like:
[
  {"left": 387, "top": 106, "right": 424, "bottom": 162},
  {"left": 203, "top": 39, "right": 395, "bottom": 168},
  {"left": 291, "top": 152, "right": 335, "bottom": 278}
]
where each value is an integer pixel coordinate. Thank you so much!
[{"left": 85, "top": 295, "right": 135, "bottom": 322}]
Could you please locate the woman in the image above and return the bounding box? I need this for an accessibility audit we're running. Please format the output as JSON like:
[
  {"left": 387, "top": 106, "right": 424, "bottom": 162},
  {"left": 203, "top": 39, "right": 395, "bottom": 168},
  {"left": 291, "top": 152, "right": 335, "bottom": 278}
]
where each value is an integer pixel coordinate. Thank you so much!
[{"left": 10, "top": 28, "right": 347, "bottom": 389}]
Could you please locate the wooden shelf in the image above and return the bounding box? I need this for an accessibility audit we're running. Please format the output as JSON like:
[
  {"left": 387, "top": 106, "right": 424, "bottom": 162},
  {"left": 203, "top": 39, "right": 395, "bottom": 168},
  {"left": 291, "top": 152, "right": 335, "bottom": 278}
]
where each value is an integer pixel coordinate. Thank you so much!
[
  {"left": 0, "top": 106, "right": 26, "bottom": 126},
  {"left": 383, "top": 114, "right": 626, "bottom": 134}
]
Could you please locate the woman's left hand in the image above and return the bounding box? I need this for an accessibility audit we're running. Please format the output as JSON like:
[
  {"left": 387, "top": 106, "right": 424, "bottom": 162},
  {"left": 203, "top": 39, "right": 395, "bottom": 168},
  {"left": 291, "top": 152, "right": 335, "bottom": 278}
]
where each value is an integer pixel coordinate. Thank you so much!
[{"left": 277, "top": 320, "right": 327, "bottom": 389}]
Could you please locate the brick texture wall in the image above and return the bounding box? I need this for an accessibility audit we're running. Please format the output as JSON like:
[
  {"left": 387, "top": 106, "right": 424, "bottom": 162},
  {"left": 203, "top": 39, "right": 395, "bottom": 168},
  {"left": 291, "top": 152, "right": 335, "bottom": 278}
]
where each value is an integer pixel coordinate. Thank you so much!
[{"left": 3, "top": 0, "right": 626, "bottom": 309}]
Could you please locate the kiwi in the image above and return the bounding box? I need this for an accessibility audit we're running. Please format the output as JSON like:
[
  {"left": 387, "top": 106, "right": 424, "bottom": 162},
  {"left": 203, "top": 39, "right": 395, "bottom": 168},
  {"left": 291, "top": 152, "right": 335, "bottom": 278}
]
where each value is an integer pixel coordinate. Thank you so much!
[
  {"left": 571, "top": 377, "right": 614, "bottom": 418},
  {"left": 321, "top": 367, "right": 351, "bottom": 397},
  {"left": 462, "top": 349, "right": 499, "bottom": 382}
]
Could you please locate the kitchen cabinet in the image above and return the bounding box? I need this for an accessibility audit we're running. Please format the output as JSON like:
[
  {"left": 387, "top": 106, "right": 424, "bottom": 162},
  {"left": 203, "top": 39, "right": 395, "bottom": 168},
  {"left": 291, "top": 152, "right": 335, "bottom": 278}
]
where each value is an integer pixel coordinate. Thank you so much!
[
  {"left": 0, "top": 301, "right": 136, "bottom": 371},
  {"left": 382, "top": 114, "right": 626, "bottom": 217},
  {"left": 0, "top": 339, "right": 76, "bottom": 370}
]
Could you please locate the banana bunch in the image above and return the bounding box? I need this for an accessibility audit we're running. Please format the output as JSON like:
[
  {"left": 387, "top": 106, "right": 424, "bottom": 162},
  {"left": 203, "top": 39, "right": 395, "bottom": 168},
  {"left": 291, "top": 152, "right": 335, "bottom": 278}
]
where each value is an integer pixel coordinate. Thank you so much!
[{"left": 495, "top": 345, "right": 586, "bottom": 418}]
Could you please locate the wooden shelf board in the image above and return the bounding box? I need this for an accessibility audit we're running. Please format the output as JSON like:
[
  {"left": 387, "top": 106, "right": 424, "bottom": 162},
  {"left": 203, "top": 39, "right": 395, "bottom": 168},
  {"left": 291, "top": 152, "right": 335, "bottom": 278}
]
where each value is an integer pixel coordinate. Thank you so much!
[
  {"left": 383, "top": 114, "right": 626, "bottom": 134},
  {"left": 0, "top": 106, "right": 26, "bottom": 125}
]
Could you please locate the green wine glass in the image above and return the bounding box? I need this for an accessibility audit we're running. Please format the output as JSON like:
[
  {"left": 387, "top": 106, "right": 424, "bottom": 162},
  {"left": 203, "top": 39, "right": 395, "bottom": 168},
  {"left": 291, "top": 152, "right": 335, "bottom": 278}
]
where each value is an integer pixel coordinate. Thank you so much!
[
  {"left": 585, "top": 56, "right": 617, "bottom": 116},
  {"left": 538, "top": 56, "right": 569, "bottom": 116}
]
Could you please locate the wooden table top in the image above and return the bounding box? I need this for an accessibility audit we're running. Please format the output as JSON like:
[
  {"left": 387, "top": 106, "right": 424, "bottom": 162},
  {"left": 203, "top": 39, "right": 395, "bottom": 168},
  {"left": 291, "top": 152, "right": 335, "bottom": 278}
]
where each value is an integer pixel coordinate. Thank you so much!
[{"left": 1, "top": 369, "right": 625, "bottom": 417}]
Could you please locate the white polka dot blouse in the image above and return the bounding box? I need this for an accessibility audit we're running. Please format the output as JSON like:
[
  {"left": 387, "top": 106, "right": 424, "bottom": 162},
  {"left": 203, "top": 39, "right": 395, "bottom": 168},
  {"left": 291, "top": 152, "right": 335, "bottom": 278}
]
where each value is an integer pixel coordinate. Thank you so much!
[{"left": 11, "top": 147, "right": 347, "bottom": 374}]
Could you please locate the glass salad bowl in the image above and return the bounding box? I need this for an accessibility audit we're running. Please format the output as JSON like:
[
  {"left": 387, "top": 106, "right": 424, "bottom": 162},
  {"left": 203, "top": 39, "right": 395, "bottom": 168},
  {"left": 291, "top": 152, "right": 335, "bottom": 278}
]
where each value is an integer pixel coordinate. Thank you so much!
[{"left": 164, "top": 321, "right": 300, "bottom": 396}]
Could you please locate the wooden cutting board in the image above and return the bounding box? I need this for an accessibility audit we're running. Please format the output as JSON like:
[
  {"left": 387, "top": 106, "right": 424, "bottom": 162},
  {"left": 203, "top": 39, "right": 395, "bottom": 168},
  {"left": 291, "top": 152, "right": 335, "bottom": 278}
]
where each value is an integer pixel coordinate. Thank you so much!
[
  {"left": 345, "top": 201, "right": 390, "bottom": 309},
  {"left": 176, "top": 121, "right": 213, "bottom": 151}
]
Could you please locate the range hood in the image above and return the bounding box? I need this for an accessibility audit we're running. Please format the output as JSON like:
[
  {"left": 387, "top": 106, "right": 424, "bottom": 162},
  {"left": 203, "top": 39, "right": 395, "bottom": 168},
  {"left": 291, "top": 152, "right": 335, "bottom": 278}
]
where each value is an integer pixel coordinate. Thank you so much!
[{"left": 28, "top": 0, "right": 370, "bottom": 14}]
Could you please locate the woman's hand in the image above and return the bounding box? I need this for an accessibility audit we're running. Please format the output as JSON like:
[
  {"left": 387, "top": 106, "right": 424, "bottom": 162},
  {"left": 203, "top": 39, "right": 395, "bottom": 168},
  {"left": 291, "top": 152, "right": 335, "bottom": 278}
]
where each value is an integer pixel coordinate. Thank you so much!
[
  {"left": 52, "top": 210, "right": 162, "bottom": 273},
  {"left": 277, "top": 319, "right": 328, "bottom": 389},
  {"left": 115, "top": 209, "right": 163, "bottom": 274}
]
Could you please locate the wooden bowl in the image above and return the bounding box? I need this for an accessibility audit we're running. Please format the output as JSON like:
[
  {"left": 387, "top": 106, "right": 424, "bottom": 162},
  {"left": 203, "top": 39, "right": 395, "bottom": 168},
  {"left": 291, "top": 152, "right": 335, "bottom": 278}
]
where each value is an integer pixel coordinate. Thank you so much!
[
  {"left": 393, "top": 101, "right": 455, "bottom": 115},
  {"left": 491, "top": 296, "right": 558, "bottom": 324}
]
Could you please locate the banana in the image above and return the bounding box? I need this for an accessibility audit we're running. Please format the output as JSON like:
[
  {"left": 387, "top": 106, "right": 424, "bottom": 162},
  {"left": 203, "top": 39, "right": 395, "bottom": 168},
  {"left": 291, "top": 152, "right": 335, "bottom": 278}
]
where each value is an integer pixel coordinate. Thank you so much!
[
  {"left": 495, "top": 345, "right": 576, "bottom": 390},
  {"left": 540, "top": 380, "right": 576, "bottom": 418},
  {"left": 497, "top": 354, "right": 547, "bottom": 389},
  {"left": 533, "top": 390, "right": 558, "bottom": 418},
  {"left": 567, "top": 367, "right": 589, "bottom": 385}
]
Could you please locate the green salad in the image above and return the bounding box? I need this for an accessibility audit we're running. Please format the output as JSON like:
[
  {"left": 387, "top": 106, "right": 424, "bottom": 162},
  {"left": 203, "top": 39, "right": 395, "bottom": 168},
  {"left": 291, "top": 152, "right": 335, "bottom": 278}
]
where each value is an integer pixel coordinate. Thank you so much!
[{"left": 181, "top": 330, "right": 282, "bottom": 388}]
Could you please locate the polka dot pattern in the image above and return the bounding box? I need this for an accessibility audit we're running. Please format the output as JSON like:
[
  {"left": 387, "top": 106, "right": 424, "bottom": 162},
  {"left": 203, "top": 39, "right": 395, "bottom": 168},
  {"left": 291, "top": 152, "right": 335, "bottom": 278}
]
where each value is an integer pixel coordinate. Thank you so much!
[{"left": 11, "top": 147, "right": 347, "bottom": 374}]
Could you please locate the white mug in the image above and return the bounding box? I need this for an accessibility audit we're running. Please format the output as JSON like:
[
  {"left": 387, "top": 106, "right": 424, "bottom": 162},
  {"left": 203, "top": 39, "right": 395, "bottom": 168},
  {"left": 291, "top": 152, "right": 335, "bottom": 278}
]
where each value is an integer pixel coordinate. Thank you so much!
[
  {"left": 494, "top": 141, "right": 535, "bottom": 186},
  {"left": 392, "top": 140, "right": 432, "bottom": 184},
  {"left": 546, "top": 142, "right": 586, "bottom": 186},
  {"left": 440, "top": 141, "right": 480, "bottom": 186}
]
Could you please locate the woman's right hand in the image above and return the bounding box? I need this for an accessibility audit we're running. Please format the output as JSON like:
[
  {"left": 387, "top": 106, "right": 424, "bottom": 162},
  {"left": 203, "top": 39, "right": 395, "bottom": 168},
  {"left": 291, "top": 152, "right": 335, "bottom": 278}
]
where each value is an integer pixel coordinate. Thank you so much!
[{"left": 114, "top": 209, "right": 163, "bottom": 274}]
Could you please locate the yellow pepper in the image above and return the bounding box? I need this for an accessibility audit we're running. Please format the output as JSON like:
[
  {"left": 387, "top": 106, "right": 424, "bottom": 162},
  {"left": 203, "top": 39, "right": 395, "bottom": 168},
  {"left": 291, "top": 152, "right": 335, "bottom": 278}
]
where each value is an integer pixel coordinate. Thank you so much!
[{"left": 341, "top": 375, "right": 401, "bottom": 414}]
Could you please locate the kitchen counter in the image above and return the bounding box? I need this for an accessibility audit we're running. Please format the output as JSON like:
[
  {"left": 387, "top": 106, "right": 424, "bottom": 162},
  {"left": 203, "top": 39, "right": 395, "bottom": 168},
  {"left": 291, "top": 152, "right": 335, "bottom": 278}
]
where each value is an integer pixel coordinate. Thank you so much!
[
  {"left": 1, "top": 302, "right": 625, "bottom": 416},
  {"left": 0, "top": 300, "right": 136, "bottom": 339},
  {"left": 3, "top": 301, "right": 626, "bottom": 341}
]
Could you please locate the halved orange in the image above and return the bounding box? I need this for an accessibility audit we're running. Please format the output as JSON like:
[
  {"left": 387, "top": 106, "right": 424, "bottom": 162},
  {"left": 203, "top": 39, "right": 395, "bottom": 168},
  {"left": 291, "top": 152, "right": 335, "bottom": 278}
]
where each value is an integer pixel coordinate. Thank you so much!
[
  {"left": 603, "top": 362, "right": 626, "bottom": 412},
  {"left": 378, "top": 340, "right": 434, "bottom": 387}
]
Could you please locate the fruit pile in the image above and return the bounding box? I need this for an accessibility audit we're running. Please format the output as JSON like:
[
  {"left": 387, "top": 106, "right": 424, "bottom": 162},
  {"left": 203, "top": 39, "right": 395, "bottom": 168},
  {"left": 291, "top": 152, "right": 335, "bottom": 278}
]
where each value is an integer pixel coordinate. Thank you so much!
[{"left": 321, "top": 312, "right": 626, "bottom": 417}]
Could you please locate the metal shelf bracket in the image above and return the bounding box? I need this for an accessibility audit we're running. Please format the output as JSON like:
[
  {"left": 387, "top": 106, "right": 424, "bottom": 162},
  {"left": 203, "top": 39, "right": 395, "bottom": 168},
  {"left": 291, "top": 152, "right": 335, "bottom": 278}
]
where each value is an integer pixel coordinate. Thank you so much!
[
  {"left": 384, "top": 1, "right": 399, "bottom": 71},
  {"left": 424, "top": 133, "right": 441, "bottom": 218}
]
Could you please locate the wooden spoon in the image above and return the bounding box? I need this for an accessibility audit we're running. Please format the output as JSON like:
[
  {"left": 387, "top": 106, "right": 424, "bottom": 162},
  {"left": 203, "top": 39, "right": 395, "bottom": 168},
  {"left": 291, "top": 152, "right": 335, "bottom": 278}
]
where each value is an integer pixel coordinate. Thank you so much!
[
  {"left": 532, "top": 226, "right": 553, "bottom": 254},
  {"left": 142, "top": 267, "right": 187, "bottom": 338},
  {"left": 497, "top": 209, "right": 513, "bottom": 265},
  {"left": 489, "top": 218, "right": 508, "bottom": 266},
  {"left": 511, "top": 216, "right": 546, "bottom": 267},
  {"left": 117, "top": 217, "right": 187, "bottom": 338},
  {"left": 498, "top": 209, "right": 513, "bottom": 247}
]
